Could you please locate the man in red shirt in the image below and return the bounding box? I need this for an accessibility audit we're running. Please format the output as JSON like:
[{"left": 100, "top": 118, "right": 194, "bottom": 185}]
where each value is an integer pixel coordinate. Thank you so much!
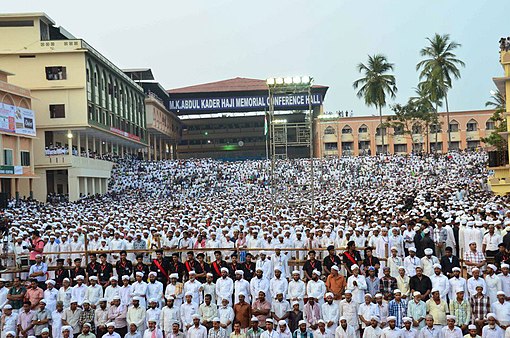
[{"left": 29, "top": 231, "right": 45, "bottom": 265}]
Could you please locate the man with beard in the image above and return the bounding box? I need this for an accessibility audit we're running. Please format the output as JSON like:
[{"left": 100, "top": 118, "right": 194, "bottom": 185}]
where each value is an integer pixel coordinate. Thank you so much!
[{"left": 234, "top": 270, "right": 251, "bottom": 304}]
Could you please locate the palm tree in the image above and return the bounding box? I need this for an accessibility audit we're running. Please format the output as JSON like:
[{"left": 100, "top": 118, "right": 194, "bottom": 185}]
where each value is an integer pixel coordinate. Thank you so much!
[
  {"left": 416, "top": 33, "right": 465, "bottom": 151},
  {"left": 486, "top": 89, "right": 506, "bottom": 113},
  {"left": 410, "top": 83, "right": 440, "bottom": 153},
  {"left": 353, "top": 54, "right": 397, "bottom": 154}
]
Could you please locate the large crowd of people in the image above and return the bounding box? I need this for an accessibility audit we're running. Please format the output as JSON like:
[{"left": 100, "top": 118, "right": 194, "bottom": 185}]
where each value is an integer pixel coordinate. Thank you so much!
[{"left": 1, "top": 152, "right": 510, "bottom": 338}]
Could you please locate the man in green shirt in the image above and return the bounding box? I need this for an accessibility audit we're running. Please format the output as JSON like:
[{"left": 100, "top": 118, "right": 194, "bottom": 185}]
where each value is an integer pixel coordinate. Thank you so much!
[
  {"left": 246, "top": 317, "right": 263, "bottom": 338},
  {"left": 7, "top": 277, "right": 26, "bottom": 311},
  {"left": 77, "top": 323, "right": 96, "bottom": 338}
]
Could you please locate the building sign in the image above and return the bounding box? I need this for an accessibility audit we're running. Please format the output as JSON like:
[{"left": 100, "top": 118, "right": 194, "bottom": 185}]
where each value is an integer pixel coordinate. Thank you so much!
[
  {"left": 168, "top": 93, "right": 323, "bottom": 112},
  {"left": 0, "top": 103, "right": 36, "bottom": 137},
  {"left": 110, "top": 127, "right": 141, "bottom": 142},
  {"left": 0, "top": 165, "right": 23, "bottom": 175}
]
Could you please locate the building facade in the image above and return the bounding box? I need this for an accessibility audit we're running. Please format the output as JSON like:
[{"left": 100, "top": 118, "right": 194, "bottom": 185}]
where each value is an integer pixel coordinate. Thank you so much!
[
  {"left": 124, "top": 69, "right": 181, "bottom": 160},
  {"left": 0, "top": 13, "right": 148, "bottom": 201},
  {"left": 315, "top": 109, "right": 495, "bottom": 157},
  {"left": 0, "top": 69, "right": 37, "bottom": 199}
]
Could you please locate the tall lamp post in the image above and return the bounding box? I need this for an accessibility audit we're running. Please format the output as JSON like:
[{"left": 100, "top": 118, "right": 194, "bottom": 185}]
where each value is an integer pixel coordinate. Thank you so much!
[{"left": 266, "top": 76, "right": 315, "bottom": 214}]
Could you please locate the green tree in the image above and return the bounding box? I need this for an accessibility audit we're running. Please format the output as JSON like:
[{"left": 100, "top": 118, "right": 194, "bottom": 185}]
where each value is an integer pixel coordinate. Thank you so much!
[
  {"left": 353, "top": 54, "right": 397, "bottom": 154},
  {"left": 414, "top": 77, "right": 444, "bottom": 152},
  {"left": 482, "top": 89, "right": 507, "bottom": 151},
  {"left": 416, "top": 33, "right": 465, "bottom": 151}
]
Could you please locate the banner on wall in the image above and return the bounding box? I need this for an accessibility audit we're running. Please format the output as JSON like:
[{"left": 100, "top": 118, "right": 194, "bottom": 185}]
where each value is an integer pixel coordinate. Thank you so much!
[{"left": 0, "top": 103, "right": 36, "bottom": 137}]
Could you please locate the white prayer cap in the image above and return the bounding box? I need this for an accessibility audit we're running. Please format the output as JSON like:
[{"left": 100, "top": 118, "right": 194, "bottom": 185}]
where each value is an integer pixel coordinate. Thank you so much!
[
  {"left": 423, "top": 229, "right": 430, "bottom": 234},
  {"left": 468, "top": 240, "right": 477, "bottom": 245},
  {"left": 292, "top": 270, "right": 300, "bottom": 275},
  {"left": 393, "top": 289, "right": 402, "bottom": 294},
  {"left": 312, "top": 269, "right": 321, "bottom": 276},
  {"left": 82, "top": 323, "right": 91, "bottom": 328},
  {"left": 274, "top": 267, "right": 281, "bottom": 272},
  {"left": 488, "top": 264, "right": 497, "bottom": 271},
  {"left": 266, "top": 319, "right": 274, "bottom": 324},
  {"left": 351, "top": 264, "right": 359, "bottom": 270},
  {"left": 63, "top": 278, "right": 70, "bottom": 282},
  {"left": 135, "top": 272, "right": 144, "bottom": 277},
  {"left": 370, "top": 316, "right": 380, "bottom": 322},
  {"left": 408, "top": 247, "right": 416, "bottom": 252},
  {"left": 390, "top": 246, "right": 397, "bottom": 251},
  {"left": 109, "top": 276, "right": 118, "bottom": 281},
  {"left": 45, "top": 279, "right": 56, "bottom": 285},
  {"left": 235, "top": 270, "right": 244, "bottom": 275},
  {"left": 148, "top": 271, "right": 157, "bottom": 277},
  {"left": 452, "top": 267, "right": 461, "bottom": 272},
  {"left": 424, "top": 248, "right": 433, "bottom": 255},
  {"left": 169, "top": 273, "right": 179, "bottom": 279},
  {"left": 403, "top": 317, "right": 412, "bottom": 323},
  {"left": 387, "top": 316, "right": 397, "bottom": 322},
  {"left": 89, "top": 276, "right": 98, "bottom": 281},
  {"left": 220, "top": 267, "right": 229, "bottom": 273},
  {"left": 192, "top": 314, "right": 201, "bottom": 320},
  {"left": 364, "top": 293, "right": 372, "bottom": 298},
  {"left": 431, "top": 288, "right": 439, "bottom": 294},
  {"left": 112, "top": 295, "right": 121, "bottom": 301},
  {"left": 40, "top": 299, "right": 46, "bottom": 304},
  {"left": 375, "top": 293, "right": 383, "bottom": 298},
  {"left": 62, "top": 326, "right": 73, "bottom": 332},
  {"left": 297, "top": 319, "right": 306, "bottom": 326},
  {"left": 251, "top": 317, "right": 259, "bottom": 322},
  {"left": 446, "top": 315, "right": 456, "bottom": 321},
  {"left": 149, "top": 298, "right": 158, "bottom": 303},
  {"left": 75, "top": 275, "right": 84, "bottom": 280},
  {"left": 497, "top": 291, "right": 506, "bottom": 296},
  {"left": 3, "top": 304, "right": 12, "bottom": 310},
  {"left": 278, "top": 320, "right": 286, "bottom": 326},
  {"left": 121, "top": 275, "right": 130, "bottom": 280},
  {"left": 212, "top": 317, "right": 220, "bottom": 323},
  {"left": 433, "top": 263, "right": 441, "bottom": 269},
  {"left": 487, "top": 313, "right": 497, "bottom": 320},
  {"left": 325, "top": 292, "right": 334, "bottom": 298},
  {"left": 70, "top": 298, "right": 78, "bottom": 304},
  {"left": 344, "top": 290, "right": 352, "bottom": 294},
  {"left": 502, "top": 264, "right": 510, "bottom": 269},
  {"left": 185, "top": 291, "right": 193, "bottom": 297},
  {"left": 317, "top": 319, "right": 325, "bottom": 324},
  {"left": 331, "top": 265, "right": 339, "bottom": 271},
  {"left": 455, "top": 289, "right": 464, "bottom": 294},
  {"left": 468, "top": 325, "right": 477, "bottom": 330},
  {"left": 132, "top": 296, "right": 140, "bottom": 301},
  {"left": 189, "top": 270, "right": 196, "bottom": 275},
  {"left": 5, "top": 332, "right": 15, "bottom": 337}
]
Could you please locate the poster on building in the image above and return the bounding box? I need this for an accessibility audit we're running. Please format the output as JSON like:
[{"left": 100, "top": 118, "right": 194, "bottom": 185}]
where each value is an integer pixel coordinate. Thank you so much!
[{"left": 0, "top": 103, "right": 36, "bottom": 137}]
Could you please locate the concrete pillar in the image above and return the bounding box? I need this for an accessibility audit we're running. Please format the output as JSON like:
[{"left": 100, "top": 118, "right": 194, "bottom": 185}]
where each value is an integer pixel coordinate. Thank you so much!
[
  {"left": 153, "top": 135, "right": 157, "bottom": 160},
  {"left": 148, "top": 134, "right": 151, "bottom": 160},
  {"left": 76, "top": 131, "right": 81, "bottom": 157},
  {"left": 99, "top": 140, "right": 103, "bottom": 156},
  {"left": 29, "top": 178, "right": 33, "bottom": 199},
  {"left": 68, "top": 172, "right": 80, "bottom": 201},
  {"left": 67, "top": 130, "right": 73, "bottom": 156},
  {"left": 85, "top": 134, "right": 89, "bottom": 157},
  {"left": 15, "top": 178, "right": 19, "bottom": 200},
  {"left": 92, "top": 137, "right": 96, "bottom": 154},
  {"left": 159, "top": 137, "right": 163, "bottom": 160}
]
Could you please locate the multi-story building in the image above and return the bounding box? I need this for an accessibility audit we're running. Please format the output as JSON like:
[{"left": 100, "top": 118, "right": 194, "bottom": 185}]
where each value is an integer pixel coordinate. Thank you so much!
[
  {"left": 315, "top": 109, "right": 495, "bottom": 157},
  {"left": 0, "top": 69, "right": 37, "bottom": 199},
  {"left": 0, "top": 13, "right": 148, "bottom": 201},
  {"left": 124, "top": 68, "right": 181, "bottom": 160}
]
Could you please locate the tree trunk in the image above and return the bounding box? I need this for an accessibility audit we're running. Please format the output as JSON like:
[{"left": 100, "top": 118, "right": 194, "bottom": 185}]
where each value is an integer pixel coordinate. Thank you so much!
[
  {"left": 379, "top": 105, "right": 384, "bottom": 154},
  {"left": 426, "top": 122, "right": 430, "bottom": 153},
  {"left": 445, "top": 94, "right": 451, "bottom": 152},
  {"left": 435, "top": 103, "right": 439, "bottom": 153}
]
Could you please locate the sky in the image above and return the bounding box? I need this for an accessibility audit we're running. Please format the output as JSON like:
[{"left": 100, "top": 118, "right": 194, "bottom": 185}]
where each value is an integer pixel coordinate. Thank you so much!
[{"left": 2, "top": 0, "right": 509, "bottom": 116}]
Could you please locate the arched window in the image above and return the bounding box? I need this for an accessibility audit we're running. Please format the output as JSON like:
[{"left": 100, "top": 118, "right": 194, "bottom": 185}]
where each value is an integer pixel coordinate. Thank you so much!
[
  {"left": 486, "top": 119, "right": 496, "bottom": 130},
  {"left": 341, "top": 125, "right": 352, "bottom": 134},
  {"left": 449, "top": 120, "right": 459, "bottom": 132},
  {"left": 466, "top": 119, "right": 478, "bottom": 132},
  {"left": 358, "top": 124, "right": 368, "bottom": 133},
  {"left": 376, "top": 125, "right": 387, "bottom": 136},
  {"left": 412, "top": 123, "right": 422, "bottom": 134},
  {"left": 324, "top": 126, "right": 336, "bottom": 135},
  {"left": 393, "top": 125, "right": 404, "bottom": 135}
]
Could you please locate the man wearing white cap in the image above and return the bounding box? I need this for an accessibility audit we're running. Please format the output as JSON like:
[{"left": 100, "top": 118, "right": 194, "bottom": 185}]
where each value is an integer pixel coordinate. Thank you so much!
[
  {"left": 43, "top": 280, "right": 58, "bottom": 312},
  {"left": 339, "top": 291, "right": 359, "bottom": 337},
  {"left": 421, "top": 249, "right": 439, "bottom": 277},
  {"left": 407, "top": 291, "right": 426, "bottom": 330},
  {"left": 321, "top": 293, "right": 339, "bottom": 332},
  {"left": 234, "top": 270, "right": 251, "bottom": 304},
  {"left": 216, "top": 268, "right": 234, "bottom": 307},
  {"left": 426, "top": 289, "right": 447, "bottom": 328},
  {"left": 464, "top": 324, "right": 480, "bottom": 338},
  {"left": 127, "top": 297, "right": 146, "bottom": 334},
  {"left": 403, "top": 248, "right": 420, "bottom": 278},
  {"left": 147, "top": 272, "right": 164, "bottom": 308},
  {"left": 180, "top": 292, "right": 197, "bottom": 331},
  {"left": 381, "top": 316, "right": 401, "bottom": 338},
  {"left": 255, "top": 253, "right": 273, "bottom": 280},
  {"left": 430, "top": 264, "right": 449, "bottom": 302},
  {"left": 448, "top": 268, "right": 467, "bottom": 302},
  {"left": 270, "top": 268, "right": 288, "bottom": 301},
  {"left": 499, "top": 264, "right": 510, "bottom": 298},
  {"left": 146, "top": 299, "right": 161, "bottom": 328},
  {"left": 464, "top": 241, "right": 486, "bottom": 277},
  {"left": 389, "top": 289, "right": 408, "bottom": 329},
  {"left": 485, "top": 264, "right": 502, "bottom": 308},
  {"left": 467, "top": 268, "right": 487, "bottom": 298},
  {"left": 441, "top": 315, "right": 462, "bottom": 338},
  {"left": 491, "top": 292, "right": 510, "bottom": 328},
  {"left": 288, "top": 271, "right": 306, "bottom": 310},
  {"left": 362, "top": 316, "right": 382, "bottom": 338},
  {"left": 400, "top": 317, "right": 416, "bottom": 338},
  {"left": 183, "top": 271, "right": 202, "bottom": 308},
  {"left": 1, "top": 304, "right": 17, "bottom": 338},
  {"left": 218, "top": 298, "right": 235, "bottom": 336},
  {"left": 481, "top": 313, "right": 503, "bottom": 338},
  {"left": 449, "top": 289, "right": 469, "bottom": 332},
  {"left": 335, "top": 317, "right": 355, "bottom": 338},
  {"left": 306, "top": 270, "right": 326, "bottom": 306},
  {"left": 347, "top": 265, "right": 367, "bottom": 304},
  {"left": 187, "top": 314, "right": 207, "bottom": 338},
  {"left": 387, "top": 247, "right": 403, "bottom": 279},
  {"left": 143, "top": 319, "right": 163, "bottom": 338},
  {"left": 419, "top": 315, "right": 440, "bottom": 338},
  {"left": 358, "top": 294, "right": 375, "bottom": 332},
  {"left": 86, "top": 276, "right": 103, "bottom": 308},
  {"left": 160, "top": 298, "right": 179, "bottom": 336}
]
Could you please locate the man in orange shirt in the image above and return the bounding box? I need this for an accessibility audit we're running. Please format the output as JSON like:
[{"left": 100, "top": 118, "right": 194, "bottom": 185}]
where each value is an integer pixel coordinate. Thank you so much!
[
  {"left": 325, "top": 265, "right": 346, "bottom": 306},
  {"left": 25, "top": 279, "right": 43, "bottom": 310}
]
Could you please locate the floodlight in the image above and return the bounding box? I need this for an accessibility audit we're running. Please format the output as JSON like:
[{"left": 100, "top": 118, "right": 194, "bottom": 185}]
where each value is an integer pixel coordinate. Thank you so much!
[
  {"left": 266, "top": 78, "right": 275, "bottom": 86},
  {"left": 284, "top": 77, "right": 293, "bottom": 85},
  {"left": 301, "top": 76, "right": 311, "bottom": 84},
  {"left": 292, "top": 76, "right": 302, "bottom": 84},
  {"left": 275, "top": 78, "right": 284, "bottom": 85},
  {"left": 67, "top": 132, "right": 73, "bottom": 139}
]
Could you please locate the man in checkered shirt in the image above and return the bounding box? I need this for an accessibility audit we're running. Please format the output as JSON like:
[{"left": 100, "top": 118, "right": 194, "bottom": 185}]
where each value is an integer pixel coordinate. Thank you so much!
[{"left": 464, "top": 241, "right": 486, "bottom": 278}]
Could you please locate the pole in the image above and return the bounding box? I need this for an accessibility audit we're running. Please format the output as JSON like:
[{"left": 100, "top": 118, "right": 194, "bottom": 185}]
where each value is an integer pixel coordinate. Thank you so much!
[
  {"left": 265, "top": 108, "right": 269, "bottom": 160},
  {"left": 269, "top": 89, "right": 276, "bottom": 214},
  {"left": 309, "top": 86, "right": 315, "bottom": 214}
]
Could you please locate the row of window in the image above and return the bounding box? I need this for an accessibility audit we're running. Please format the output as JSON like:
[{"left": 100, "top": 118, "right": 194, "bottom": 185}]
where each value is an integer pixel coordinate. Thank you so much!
[
  {"left": 88, "top": 105, "right": 145, "bottom": 139},
  {"left": 3, "top": 149, "right": 30, "bottom": 166},
  {"left": 186, "top": 121, "right": 265, "bottom": 131},
  {"left": 180, "top": 136, "right": 265, "bottom": 146},
  {"left": 325, "top": 140, "right": 481, "bottom": 153},
  {"left": 327, "top": 119, "right": 496, "bottom": 136}
]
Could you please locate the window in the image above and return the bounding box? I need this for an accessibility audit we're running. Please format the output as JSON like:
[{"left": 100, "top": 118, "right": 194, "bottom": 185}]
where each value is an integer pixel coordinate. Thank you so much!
[
  {"left": 49, "top": 104, "right": 65, "bottom": 118},
  {"left": 324, "top": 126, "right": 336, "bottom": 135},
  {"left": 325, "top": 142, "right": 338, "bottom": 151},
  {"left": 21, "top": 151, "right": 30, "bottom": 166},
  {"left": 393, "top": 125, "right": 404, "bottom": 135},
  {"left": 341, "top": 126, "right": 352, "bottom": 134},
  {"left": 430, "top": 124, "right": 441, "bottom": 133},
  {"left": 376, "top": 127, "right": 387, "bottom": 136},
  {"left": 3, "top": 149, "right": 12, "bottom": 166},
  {"left": 45, "top": 67, "right": 67, "bottom": 80},
  {"left": 449, "top": 121, "right": 459, "bottom": 132},
  {"left": 0, "top": 20, "right": 34, "bottom": 27},
  {"left": 486, "top": 121, "right": 496, "bottom": 130},
  {"left": 466, "top": 120, "right": 478, "bottom": 132},
  {"left": 394, "top": 144, "right": 407, "bottom": 153},
  {"left": 412, "top": 124, "right": 422, "bottom": 134},
  {"left": 358, "top": 125, "right": 368, "bottom": 133},
  {"left": 467, "top": 141, "right": 480, "bottom": 150}
]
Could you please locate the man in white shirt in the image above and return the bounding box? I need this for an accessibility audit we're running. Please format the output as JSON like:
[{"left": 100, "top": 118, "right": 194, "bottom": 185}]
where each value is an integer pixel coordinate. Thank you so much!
[
  {"left": 70, "top": 275, "right": 87, "bottom": 306},
  {"left": 287, "top": 271, "right": 306, "bottom": 310},
  {"left": 250, "top": 269, "right": 270, "bottom": 305},
  {"left": 306, "top": 270, "right": 326, "bottom": 306},
  {"left": 187, "top": 314, "right": 207, "bottom": 338},
  {"left": 421, "top": 249, "right": 439, "bottom": 277},
  {"left": 256, "top": 253, "right": 273, "bottom": 280},
  {"left": 215, "top": 268, "right": 233, "bottom": 307},
  {"left": 271, "top": 249, "right": 290, "bottom": 279},
  {"left": 183, "top": 271, "right": 202, "bottom": 308},
  {"left": 334, "top": 317, "right": 355, "bottom": 338},
  {"left": 321, "top": 293, "right": 339, "bottom": 332},
  {"left": 499, "top": 264, "right": 510, "bottom": 297},
  {"left": 146, "top": 272, "right": 164, "bottom": 308},
  {"left": 400, "top": 317, "right": 417, "bottom": 338},
  {"left": 362, "top": 316, "right": 382, "bottom": 338},
  {"left": 86, "top": 276, "right": 103, "bottom": 307},
  {"left": 143, "top": 319, "right": 163, "bottom": 338},
  {"left": 234, "top": 270, "right": 251, "bottom": 304},
  {"left": 269, "top": 268, "right": 288, "bottom": 300},
  {"left": 440, "top": 315, "right": 462, "bottom": 338},
  {"left": 160, "top": 297, "right": 179, "bottom": 336},
  {"left": 491, "top": 291, "right": 510, "bottom": 328},
  {"left": 448, "top": 267, "right": 467, "bottom": 302},
  {"left": 403, "top": 248, "right": 420, "bottom": 278},
  {"left": 485, "top": 264, "right": 502, "bottom": 306},
  {"left": 104, "top": 277, "right": 121, "bottom": 303},
  {"left": 346, "top": 265, "right": 367, "bottom": 304},
  {"left": 467, "top": 267, "right": 487, "bottom": 298},
  {"left": 180, "top": 293, "right": 198, "bottom": 331},
  {"left": 430, "top": 264, "right": 449, "bottom": 301},
  {"left": 381, "top": 316, "right": 401, "bottom": 338}
]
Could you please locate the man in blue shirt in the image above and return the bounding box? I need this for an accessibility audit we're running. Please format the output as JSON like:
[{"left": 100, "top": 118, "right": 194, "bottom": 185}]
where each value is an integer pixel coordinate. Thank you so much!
[{"left": 28, "top": 254, "right": 48, "bottom": 289}]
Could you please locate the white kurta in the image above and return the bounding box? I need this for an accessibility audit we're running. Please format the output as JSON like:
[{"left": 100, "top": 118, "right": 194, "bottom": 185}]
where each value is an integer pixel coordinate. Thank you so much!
[
  {"left": 287, "top": 280, "right": 306, "bottom": 309},
  {"left": 306, "top": 280, "right": 327, "bottom": 306},
  {"left": 270, "top": 277, "right": 289, "bottom": 300},
  {"left": 430, "top": 274, "right": 449, "bottom": 301},
  {"left": 218, "top": 305, "right": 235, "bottom": 335},
  {"left": 338, "top": 300, "right": 359, "bottom": 332},
  {"left": 321, "top": 302, "right": 340, "bottom": 331},
  {"left": 132, "top": 281, "right": 148, "bottom": 308},
  {"left": 234, "top": 279, "right": 251, "bottom": 304},
  {"left": 403, "top": 256, "right": 421, "bottom": 278},
  {"left": 346, "top": 275, "right": 367, "bottom": 304},
  {"left": 183, "top": 280, "right": 203, "bottom": 308},
  {"left": 215, "top": 277, "right": 234, "bottom": 305},
  {"left": 485, "top": 274, "right": 502, "bottom": 305},
  {"left": 467, "top": 277, "right": 487, "bottom": 298}
]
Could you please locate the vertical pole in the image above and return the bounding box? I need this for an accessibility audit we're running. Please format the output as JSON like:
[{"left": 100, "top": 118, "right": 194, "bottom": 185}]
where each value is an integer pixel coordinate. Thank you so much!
[{"left": 309, "top": 86, "right": 315, "bottom": 214}]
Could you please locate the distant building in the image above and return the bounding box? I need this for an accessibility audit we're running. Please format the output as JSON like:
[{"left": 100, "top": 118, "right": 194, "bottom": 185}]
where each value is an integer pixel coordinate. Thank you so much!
[
  {"left": 168, "top": 77, "right": 328, "bottom": 159},
  {"left": 315, "top": 109, "right": 495, "bottom": 157},
  {"left": 0, "top": 69, "right": 37, "bottom": 199},
  {"left": 0, "top": 13, "right": 147, "bottom": 201}
]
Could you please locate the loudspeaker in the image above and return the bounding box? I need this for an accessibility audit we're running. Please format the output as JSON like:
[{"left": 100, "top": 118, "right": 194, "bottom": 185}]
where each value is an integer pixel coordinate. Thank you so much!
[{"left": 0, "top": 193, "right": 8, "bottom": 210}]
